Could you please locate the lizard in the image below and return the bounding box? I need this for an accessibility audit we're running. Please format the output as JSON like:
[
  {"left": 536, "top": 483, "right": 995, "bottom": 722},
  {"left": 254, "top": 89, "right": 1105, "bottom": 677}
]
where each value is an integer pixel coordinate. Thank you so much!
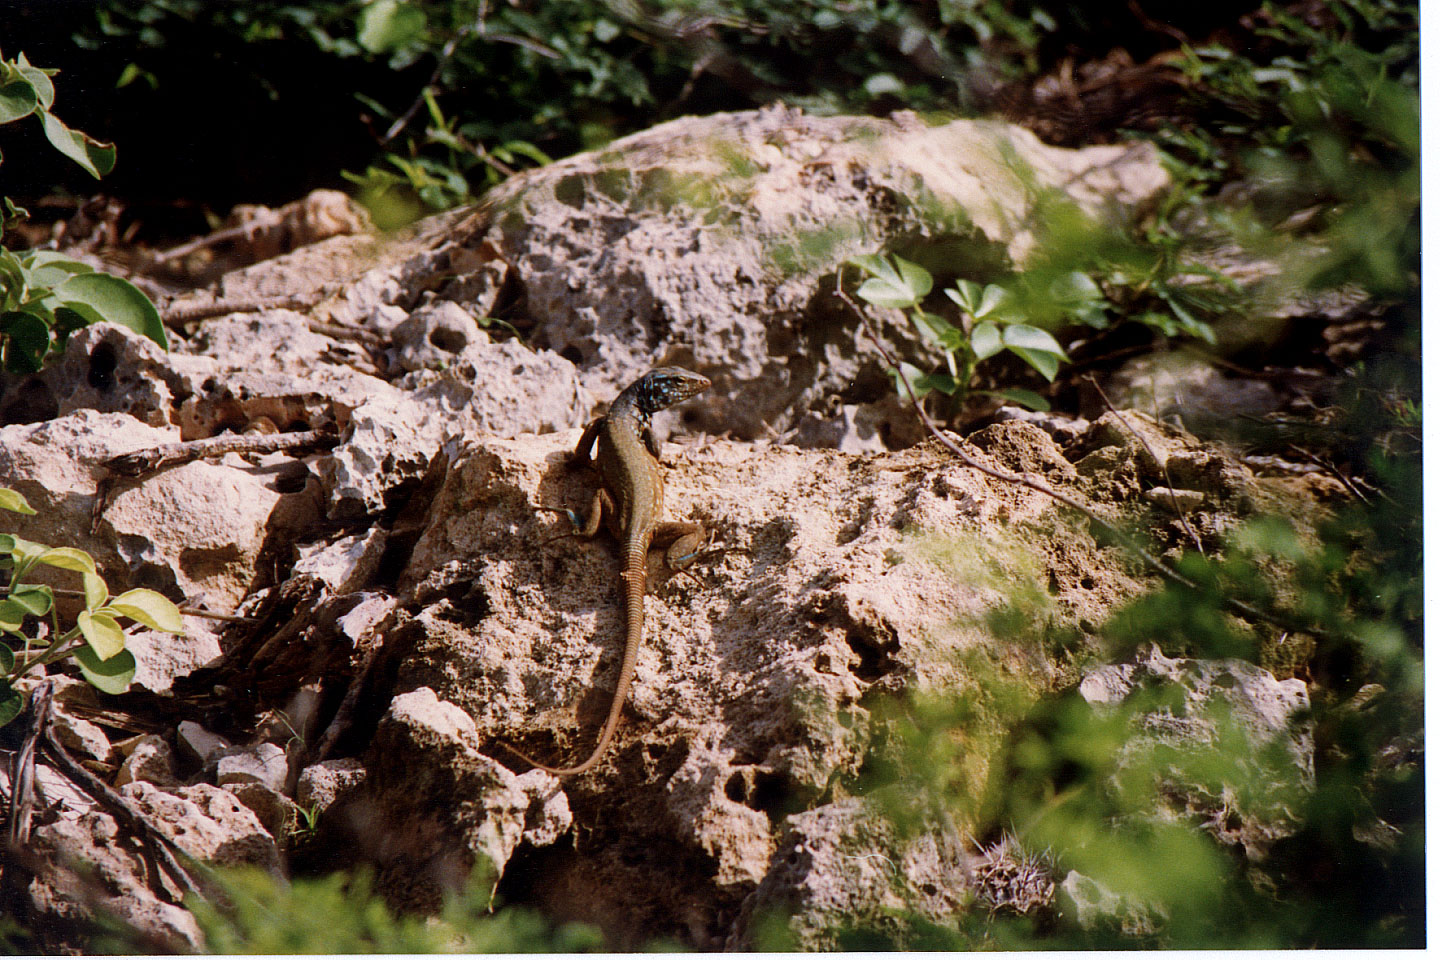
[{"left": 506, "top": 366, "right": 712, "bottom": 777}]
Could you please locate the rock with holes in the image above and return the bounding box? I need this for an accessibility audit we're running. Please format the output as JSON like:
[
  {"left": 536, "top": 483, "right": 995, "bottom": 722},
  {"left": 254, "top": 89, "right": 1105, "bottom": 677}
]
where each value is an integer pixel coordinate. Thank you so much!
[
  {"left": 356, "top": 419, "right": 1142, "bottom": 947},
  {"left": 386, "top": 300, "right": 490, "bottom": 374},
  {"left": 318, "top": 339, "right": 587, "bottom": 518},
  {"left": 440, "top": 106, "right": 1169, "bottom": 440},
  {"left": 727, "top": 796, "right": 969, "bottom": 950},
  {"left": 0, "top": 321, "right": 216, "bottom": 427},
  {"left": 297, "top": 757, "right": 368, "bottom": 811},
  {"left": 120, "top": 781, "right": 282, "bottom": 872},
  {"left": 0, "top": 409, "right": 290, "bottom": 611},
  {"left": 24, "top": 803, "right": 204, "bottom": 952},
  {"left": 326, "top": 687, "right": 573, "bottom": 913},
  {"left": 1077, "top": 647, "right": 1313, "bottom": 860},
  {"left": 115, "top": 734, "right": 180, "bottom": 787}
]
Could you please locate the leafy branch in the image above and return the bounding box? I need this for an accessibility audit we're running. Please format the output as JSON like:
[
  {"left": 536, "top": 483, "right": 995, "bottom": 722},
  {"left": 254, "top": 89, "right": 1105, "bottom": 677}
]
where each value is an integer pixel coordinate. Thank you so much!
[{"left": 0, "top": 488, "right": 183, "bottom": 728}]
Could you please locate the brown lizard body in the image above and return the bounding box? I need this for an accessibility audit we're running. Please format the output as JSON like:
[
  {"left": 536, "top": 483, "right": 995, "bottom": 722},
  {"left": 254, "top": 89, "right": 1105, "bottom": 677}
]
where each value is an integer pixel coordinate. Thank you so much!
[{"left": 507, "top": 367, "right": 710, "bottom": 776}]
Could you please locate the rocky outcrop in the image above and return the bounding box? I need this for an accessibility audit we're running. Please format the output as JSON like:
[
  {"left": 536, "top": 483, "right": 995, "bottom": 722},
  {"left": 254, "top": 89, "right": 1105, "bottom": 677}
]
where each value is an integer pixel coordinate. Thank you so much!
[{"left": 0, "top": 106, "right": 1332, "bottom": 951}]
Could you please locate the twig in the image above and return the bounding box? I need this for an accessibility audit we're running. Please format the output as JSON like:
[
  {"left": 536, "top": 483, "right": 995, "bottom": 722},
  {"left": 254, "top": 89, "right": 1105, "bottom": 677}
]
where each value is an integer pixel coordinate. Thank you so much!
[
  {"left": 1285, "top": 443, "right": 1370, "bottom": 504},
  {"left": 312, "top": 642, "right": 382, "bottom": 763},
  {"left": 382, "top": 31, "right": 467, "bottom": 145},
  {"left": 1085, "top": 374, "right": 1205, "bottom": 553},
  {"left": 38, "top": 721, "right": 202, "bottom": 899},
  {"left": 0, "top": 586, "right": 255, "bottom": 625},
  {"left": 159, "top": 293, "right": 317, "bottom": 328},
  {"left": 7, "top": 680, "right": 53, "bottom": 845},
  {"left": 102, "top": 428, "right": 339, "bottom": 479},
  {"left": 832, "top": 270, "right": 1340, "bottom": 645},
  {"left": 94, "top": 428, "right": 339, "bottom": 532}
]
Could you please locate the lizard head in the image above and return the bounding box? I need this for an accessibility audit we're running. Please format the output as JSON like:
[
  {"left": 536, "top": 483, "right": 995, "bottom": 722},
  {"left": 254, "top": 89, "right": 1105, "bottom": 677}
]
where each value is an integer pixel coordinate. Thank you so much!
[{"left": 628, "top": 366, "right": 711, "bottom": 414}]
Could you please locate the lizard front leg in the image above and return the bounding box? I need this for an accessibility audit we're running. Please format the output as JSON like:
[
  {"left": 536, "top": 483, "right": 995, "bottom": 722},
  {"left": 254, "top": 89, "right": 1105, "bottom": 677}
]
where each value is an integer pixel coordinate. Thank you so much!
[{"left": 541, "top": 487, "right": 615, "bottom": 544}]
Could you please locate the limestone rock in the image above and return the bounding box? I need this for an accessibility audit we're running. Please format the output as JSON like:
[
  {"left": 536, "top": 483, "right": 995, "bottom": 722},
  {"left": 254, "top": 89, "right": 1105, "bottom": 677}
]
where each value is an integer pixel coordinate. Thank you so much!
[
  {"left": 1077, "top": 646, "right": 1313, "bottom": 859},
  {"left": 296, "top": 757, "right": 368, "bottom": 811},
  {"left": 114, "top": 734, "right": 180, "bottom": 788},
  {"left": 176, "top": 720, "right": 232, "bottom": 766},
  {"left": 121, "top": 781, "right": 282, "bottom": 872},
  {"left": 0, "top": 410, "right": 283, "bottom": 610},
  {"left": 329, "top": 687, "right": 573, "bottom": 912},
  {"left": 216, "top": 741, "right": 290, "bottom": 792}
]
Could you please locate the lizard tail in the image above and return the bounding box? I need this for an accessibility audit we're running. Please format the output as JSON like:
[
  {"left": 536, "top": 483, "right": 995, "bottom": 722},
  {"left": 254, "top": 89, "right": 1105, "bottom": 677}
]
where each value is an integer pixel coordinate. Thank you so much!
[{"left": 503, "top": 562, "right": 646, "bottom": 778}]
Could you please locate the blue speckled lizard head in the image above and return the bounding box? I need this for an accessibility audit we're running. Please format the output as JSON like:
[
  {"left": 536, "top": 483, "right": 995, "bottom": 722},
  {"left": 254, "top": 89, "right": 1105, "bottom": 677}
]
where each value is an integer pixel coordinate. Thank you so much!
[{"left": 620, "top": 366, "right": 711, "bottom": 415}]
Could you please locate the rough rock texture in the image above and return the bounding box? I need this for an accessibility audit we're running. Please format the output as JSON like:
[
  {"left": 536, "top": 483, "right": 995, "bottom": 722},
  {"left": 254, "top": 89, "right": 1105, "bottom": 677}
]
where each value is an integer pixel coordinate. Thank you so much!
[
  {"left": 452, "top": 106, "right": 1170, "bottom": 442},
  {"left": 311, "top": 410, "right": 1302, "bottom": 947},
  {"left": 0, "top": 107, "right": 1340, "bottom": 951},
  {"left": 0, "top": 409, "right": 292, "bottom": 610},
  {"left": 24, "top": 804, "right": 205, "bottom": 952},
  {"left": 328, "top": 687, "right": 574, "bottom": 912},
  {"left": 1079, "top": 646, "right": 1313, "bottom": 860},
  {"left": 121, "top": 781, "right": 282, "bottom": 873},
  {"left": 727, "top": 796, "right": 969, "bottom": 950},
  {"left": 297, "top": 757, "right": 368, "bottom": 810}
]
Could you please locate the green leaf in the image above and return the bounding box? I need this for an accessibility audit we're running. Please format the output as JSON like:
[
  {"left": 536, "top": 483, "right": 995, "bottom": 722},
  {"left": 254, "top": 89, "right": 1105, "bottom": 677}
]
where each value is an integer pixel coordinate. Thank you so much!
[
  {"left": 1002, "top": 324, "right": 1068, "bottom": 358},
  {"left": 970, "top": 321, "right": 1003, "bottom": 360},
  {"left": 1007, "top": 346, "right": 1062, "bottom": 382},
  {"left": 24, "top": 251, "right": 93, "bottom": 290},
  {"left": 78, "top": 609, "right": 126, "bottom": 661},
  {"left": 911, "top": 310, "right": 959, "bottom": 348},
  {"left": 945, "top": 279, "right": 983, "bottom": 314},
  {"left": 54, "top": 273, "right": 166, "bottom": 349},
  {"left": 890, "top": 360, "right": 931, "bottom": 399},
  {"left": 0, "top": 488, "right": 35, "bottom": 515},
  {"left": 974, "top": 284, "right": 1011, "bottom": 319},
  {"left": 40, "top": 110, "right": 117, "bottom": 179},
  {"left": 36, "top": 546, "right": 96, "bottom": 573},
  {"left": 0, "top": 600, "right": 26, "bottom": 631},
  {"left": 3, "top": 536, "right": 45, "bottom": 562},
  {"left": 358, "top": 0, "right": 427, "bottom": 54},
  {"left": 0, "top": 681, "right": 22, "bottom": 729},
  {"left": 107, "top": 588, "right": 183, "bottom": 633},
  {"left": 0, "top": 79, "right": 37, "bottom": 124},
  {"left": 893, "top": 256, "right": 933, "bottom": 299},
  {"left": 7, "top": 586, "right": 52, "bottom": 617},
  {"left": 991, "top": 387, "right": 1051, "bottom": 411},
  {"left": 0, "top": 644, "right": 13, "bottom": 673},
  {"left": 853, "top": 254, "right": 932, "bottom": 309},
  {"left": 73, "top": 644, "right": 136, "bottom": 695},
  {"left": 916, "top": 372, "right": 960, "bottom": 396},
  {"left": 82, "top": 572, "right": 108, "bottom": 612},
  {"left": 16, "top": 63, "right": 54, "bottom": 111},
  {"left": 2, "top": 197, "right": 29, "bottom": 228},
  {"left": 1051, "top": 270, "right": 1103, "bottom": 305},
  {"left": 0, "top": 311, "right": 53, "bottom": 373}
]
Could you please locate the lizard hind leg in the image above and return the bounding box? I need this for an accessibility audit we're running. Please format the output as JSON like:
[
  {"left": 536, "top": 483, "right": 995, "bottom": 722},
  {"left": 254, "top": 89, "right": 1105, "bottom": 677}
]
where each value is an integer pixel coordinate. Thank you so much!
[
  {"left": 653, "top": 520, "right": 708, "bottom": 570},
  {"left": 539, "top": 489, "right": 613, "bottom": 545}
]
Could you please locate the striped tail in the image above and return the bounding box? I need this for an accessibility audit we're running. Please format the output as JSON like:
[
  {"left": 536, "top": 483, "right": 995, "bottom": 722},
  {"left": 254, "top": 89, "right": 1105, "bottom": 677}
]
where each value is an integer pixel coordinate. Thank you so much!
[{"left": 502, "top": 555, "right": 647, "bottom": 777}]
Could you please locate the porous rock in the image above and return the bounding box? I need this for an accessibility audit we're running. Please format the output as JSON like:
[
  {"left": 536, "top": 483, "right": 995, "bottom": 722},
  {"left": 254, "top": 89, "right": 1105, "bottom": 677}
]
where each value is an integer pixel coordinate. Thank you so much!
[
  {"left": 1078, "top": 646, "right": 1313, "bottom": 859},
  {"left": 0, "top": 409, "right": 284, "bottom": 610},
  {"left": 215, "top": 741, "right": 290, "bottom": 792},
  {"left": 449, "top": 106, "right": 1170, "bottom": 440},
  {"left": 369, "top": 420, "right": 1153, "bottom": 945},
  {"left": 327, "top": 687, "right": 574, "bottom": 912},
  {"left": 121, "top": 781, "right": 282, "bottom": 872},
  {"left": 114, "top": 734, "right": 180, "bottom": 787},
  {"left": 296, "top": 757, "right": 368, "bottom": 810}
]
